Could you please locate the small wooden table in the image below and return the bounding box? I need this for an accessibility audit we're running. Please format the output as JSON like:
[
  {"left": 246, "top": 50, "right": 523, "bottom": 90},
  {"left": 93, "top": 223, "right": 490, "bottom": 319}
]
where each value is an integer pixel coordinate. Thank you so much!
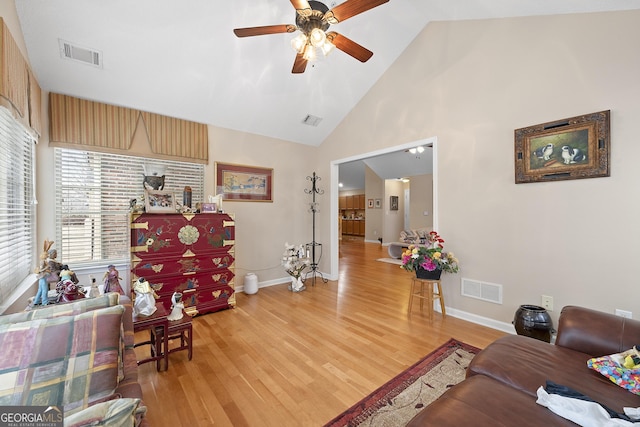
[
  {"left": 133, "top": 303, "right": 169, "bottom": 371},
  {"left": 150, "top": 312, "right": 193, "bottom": 362}
]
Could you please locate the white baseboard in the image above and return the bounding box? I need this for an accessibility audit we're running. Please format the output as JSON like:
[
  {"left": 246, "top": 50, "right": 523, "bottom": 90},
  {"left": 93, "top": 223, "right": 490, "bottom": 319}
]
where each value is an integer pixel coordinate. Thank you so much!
[
  {"left": 237, "top": 272, "right": 336, "bottom": 294},
  {"left": 434, "top": 304, "right": 516, "bottom": 335}
]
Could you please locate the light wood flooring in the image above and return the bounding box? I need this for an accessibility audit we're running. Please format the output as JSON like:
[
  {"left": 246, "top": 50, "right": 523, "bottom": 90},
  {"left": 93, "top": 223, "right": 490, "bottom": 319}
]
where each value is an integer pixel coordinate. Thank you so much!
[{"left": 135, "top": 237, "right": 506, "bottom": 426}]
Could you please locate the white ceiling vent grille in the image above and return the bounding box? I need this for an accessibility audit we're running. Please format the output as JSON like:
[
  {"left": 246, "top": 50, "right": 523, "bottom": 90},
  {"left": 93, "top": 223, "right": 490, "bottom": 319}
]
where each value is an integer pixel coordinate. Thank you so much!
[
  {"left": 59, "top": 39, "right": 102, "bottom": 68},
  {"left": 461, "top": 278, "right": 503, "bottom": 304},
  {"left": 301, "top": 114, "right": 322, "bottom": 127}
]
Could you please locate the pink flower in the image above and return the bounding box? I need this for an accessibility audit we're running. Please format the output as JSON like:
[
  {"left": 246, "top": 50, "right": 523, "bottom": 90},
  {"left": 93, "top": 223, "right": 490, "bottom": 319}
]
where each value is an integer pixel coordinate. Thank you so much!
[{"left": 420, "top": 259, "right": 437, "bottom": 271}]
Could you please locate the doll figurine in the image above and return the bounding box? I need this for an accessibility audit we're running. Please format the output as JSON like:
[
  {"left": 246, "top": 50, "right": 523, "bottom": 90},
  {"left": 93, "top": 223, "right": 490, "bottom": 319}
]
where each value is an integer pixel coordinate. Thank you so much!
[
  {"left": 89, "top": 277, "right": 100, "bottom": 298},
  {"left": 132, "top": 277, "right": 159, "bottom": 317},
  {"left": 167, "top": 292, "right": 184, "bottom": 321},
  {"left": 103, "top": 264, "right": 124, "bottom": 295},
  {"left": 32, "top": 240, "right": 63, "bottom": 306},
  {"left": 56, "top": 265, "right": 85, "bottom": 302}
]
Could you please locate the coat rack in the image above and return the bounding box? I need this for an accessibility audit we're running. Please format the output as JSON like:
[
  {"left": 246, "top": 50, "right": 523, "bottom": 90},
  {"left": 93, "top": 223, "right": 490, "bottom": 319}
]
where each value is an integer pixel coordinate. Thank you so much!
[{"left": 304, "top": 172, "right": 328, "bottom": 285}]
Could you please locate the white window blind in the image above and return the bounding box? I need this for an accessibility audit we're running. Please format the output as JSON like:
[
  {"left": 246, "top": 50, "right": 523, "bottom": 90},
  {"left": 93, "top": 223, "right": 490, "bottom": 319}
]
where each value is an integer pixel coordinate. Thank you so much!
[
  {"left": 0, "top": 107, "right": 35, "bottom": 305},
  {"left": 55, "top": 148, "right": 204, "bottom": 266}
]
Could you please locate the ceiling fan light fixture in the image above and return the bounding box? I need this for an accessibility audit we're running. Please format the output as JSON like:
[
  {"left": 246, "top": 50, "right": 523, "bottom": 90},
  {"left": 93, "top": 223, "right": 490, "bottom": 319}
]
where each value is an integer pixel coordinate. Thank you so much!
[
  {"left": 291, "top": 33, "right": 307, "bottom": 53},
  {"left": 303, "top": 44, "right": 317, "bottom": 61},
  {"left": 416, "top": 146, "right": 425, "bottom": 153},
  {"left": 409, "top": 148, "right": 417, "bottom": 154},
  {"left": 321, "top": 40, "right": 335, "bottom": 56},
  {"left": 309, "top": 28, "right": 326, "bottom": 47}
]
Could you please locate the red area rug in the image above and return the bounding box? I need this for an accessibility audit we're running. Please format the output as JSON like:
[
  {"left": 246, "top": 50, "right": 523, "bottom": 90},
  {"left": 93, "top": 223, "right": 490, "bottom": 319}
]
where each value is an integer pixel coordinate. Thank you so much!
[{"left": 324, "top": 338, "right": 480, "bottom": 427}]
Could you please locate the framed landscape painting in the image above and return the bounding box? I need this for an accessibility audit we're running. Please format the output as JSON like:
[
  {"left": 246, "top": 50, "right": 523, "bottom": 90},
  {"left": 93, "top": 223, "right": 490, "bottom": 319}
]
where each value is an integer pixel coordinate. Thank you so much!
[
  {"left": 215, "top": 162, "right": 273, "bottom": 202},
  {"left": 514, "top": 110, "right": 610, "bottom": 184}
]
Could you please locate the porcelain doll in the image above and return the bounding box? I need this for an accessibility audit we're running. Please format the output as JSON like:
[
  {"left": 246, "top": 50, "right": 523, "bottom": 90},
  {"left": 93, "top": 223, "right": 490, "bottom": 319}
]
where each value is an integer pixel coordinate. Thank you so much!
[
  {"left": 56, "top": 266, "right": 86, "bottom": 302},
  {"left": 167, "top": 292, "right": 184, "bottom": 321},
  {"left": 103, "top": 264, "right": 124, "bottom": 295},
  {"left": 132, "top": 277, "right": 159, "bottom": 317}
]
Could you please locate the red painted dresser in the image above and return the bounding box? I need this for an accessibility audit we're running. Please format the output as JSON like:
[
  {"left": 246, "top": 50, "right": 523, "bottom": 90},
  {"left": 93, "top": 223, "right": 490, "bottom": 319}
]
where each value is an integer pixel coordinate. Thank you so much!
[{"left": 130, "top": 212, "right": 235, "bottom": 316}]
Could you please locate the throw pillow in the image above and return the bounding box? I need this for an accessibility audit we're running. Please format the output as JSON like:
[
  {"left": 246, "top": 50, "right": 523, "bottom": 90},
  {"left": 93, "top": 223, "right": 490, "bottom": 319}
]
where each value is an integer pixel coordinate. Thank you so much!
[
  {"left": 587, "top": 348, "right": 640, "bottom": 395},
  {"left": 0, "top": 304, "right": 125, "bottom": 414},
  {"left": 63, "top": 397, "right": 146, "bottom": 427},
  {"left": 0, "top": 293, "right": 120, "bottom": 325}
]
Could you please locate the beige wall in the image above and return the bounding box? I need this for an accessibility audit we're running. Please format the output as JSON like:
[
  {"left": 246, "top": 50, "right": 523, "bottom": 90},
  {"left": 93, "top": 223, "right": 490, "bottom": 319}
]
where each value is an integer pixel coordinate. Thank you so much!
[
  {"left": 383, "top": 180, "right": 404, "bottom": 244},
  {"left": 318, "top": 10, "right": 640, "bottom": 327},
  {"left": 364, "top": 165, "right": 383, "bottom": 242},
  {"left": 409, "top": 174, "right": 433, "bottom": 230}
]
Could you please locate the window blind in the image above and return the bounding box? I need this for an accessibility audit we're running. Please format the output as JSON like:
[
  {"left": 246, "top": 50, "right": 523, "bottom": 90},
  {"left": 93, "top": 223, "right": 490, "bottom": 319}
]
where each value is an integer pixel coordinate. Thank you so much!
[
  {"left": 0, "top": 107, "right": 35, "bottom": 305},
  {"left": 55, "top": 148, "right": 204, "bottom": 266}
]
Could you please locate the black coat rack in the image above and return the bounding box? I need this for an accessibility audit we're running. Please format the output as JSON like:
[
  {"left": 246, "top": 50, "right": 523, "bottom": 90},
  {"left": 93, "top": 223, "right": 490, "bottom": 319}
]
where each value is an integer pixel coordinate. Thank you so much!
[{"left": 304, "top": 172, "right": 328, "bottom": 285}]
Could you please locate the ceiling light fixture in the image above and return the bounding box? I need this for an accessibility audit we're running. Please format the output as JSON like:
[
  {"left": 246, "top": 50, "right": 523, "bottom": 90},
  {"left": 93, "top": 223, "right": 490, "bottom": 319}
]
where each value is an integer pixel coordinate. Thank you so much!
[
  {"left": 408, "top": 146, "right": 425, "bottom": 154},
  {"left": 290, "top": 1, "right": 335, "bottom": 62},
  {"left": 234, "top": 0, "right": 386, "bottom": 74}
]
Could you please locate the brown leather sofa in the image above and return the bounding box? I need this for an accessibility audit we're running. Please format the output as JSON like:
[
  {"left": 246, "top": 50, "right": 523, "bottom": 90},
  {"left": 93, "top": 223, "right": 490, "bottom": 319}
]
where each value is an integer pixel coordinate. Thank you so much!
[{"left": 407, "top": 306, "right": 640, "bottom": 426}]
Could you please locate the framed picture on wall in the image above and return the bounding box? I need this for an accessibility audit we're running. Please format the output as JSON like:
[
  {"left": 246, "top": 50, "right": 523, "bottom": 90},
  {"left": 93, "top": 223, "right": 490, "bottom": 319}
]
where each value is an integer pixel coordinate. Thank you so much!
[
  {"left": 215, "top": 162, "right": 273, "bottom": 202},
  {"left": 374, "top": 198, "right": 382, "bottom": 209},
  {"left": 390, "top": 196, "right": 399, "bottom": 210},
  {"left": 367, "top": 198, "right": 374, "bottom": 208},
  {"left": 514, "top": 110, "right": 610, "bottom": 184}
]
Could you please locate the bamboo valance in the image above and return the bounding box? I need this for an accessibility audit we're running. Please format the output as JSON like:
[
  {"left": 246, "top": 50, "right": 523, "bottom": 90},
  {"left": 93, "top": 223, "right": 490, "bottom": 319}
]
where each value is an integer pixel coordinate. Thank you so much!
[
  {"left": 140, "top": 111, "right": 209, "bottom": 161},
  {"left": 49, "top": 93, "right": 138, "bottom": 151},
  {"left": 49, "top": 93, "right": 209, "bottom": 163},
  {"left": 0, "top": 18, "right": 41, "bottom": 136}
]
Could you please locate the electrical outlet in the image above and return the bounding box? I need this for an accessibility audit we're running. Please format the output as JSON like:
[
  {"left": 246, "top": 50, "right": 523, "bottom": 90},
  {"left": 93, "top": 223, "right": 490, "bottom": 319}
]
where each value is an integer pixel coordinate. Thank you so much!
[
  {"left": 541, "top": 295, "right": 553, "bottom": 311},
  {"left": 615, "top": 309, "right": 632, "bottom": 319}
]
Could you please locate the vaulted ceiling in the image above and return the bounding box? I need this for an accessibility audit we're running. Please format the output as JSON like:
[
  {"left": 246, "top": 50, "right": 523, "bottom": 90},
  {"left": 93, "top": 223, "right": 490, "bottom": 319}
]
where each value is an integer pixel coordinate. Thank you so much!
[{"left": 15, "top": 0, "right": 640, "bottom": 148}]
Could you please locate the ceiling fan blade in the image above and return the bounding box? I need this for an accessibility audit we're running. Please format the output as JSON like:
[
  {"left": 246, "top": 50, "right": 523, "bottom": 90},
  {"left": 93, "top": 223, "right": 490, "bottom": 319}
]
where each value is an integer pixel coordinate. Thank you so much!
[
  {"left": 324, "top": 0, "right": 389, "bottom": 24},
  {"left": 327, "top": 32, "right": 373, "bottom": 62},
  {"left": 290, "top": 0, "right": 312, "bottom": 17},
  {"left": 292, "top": 52, "right": 308, "bottom": 74},
  {"left": 233, "top": 24, "right": 296, "bottom": 38}
]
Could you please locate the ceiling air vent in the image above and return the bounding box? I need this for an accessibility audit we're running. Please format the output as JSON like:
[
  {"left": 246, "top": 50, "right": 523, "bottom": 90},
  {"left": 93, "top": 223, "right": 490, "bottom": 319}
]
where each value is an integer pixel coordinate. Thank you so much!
[
  {"left": 301, "top": 114, "right": 322, "bottom": 127},
  {"left": 59, "top": 39, "right": 102, "bottom": 68}
]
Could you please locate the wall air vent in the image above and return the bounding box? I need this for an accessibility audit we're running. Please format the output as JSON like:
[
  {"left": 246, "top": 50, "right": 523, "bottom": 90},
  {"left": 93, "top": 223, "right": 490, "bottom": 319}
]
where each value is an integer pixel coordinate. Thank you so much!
[
  {"left": 461, "top": 278, "right": 503, "bottom": 304},
  {"left": 59, "top": 39, "right": 102, "bottom": 68},
  {"left": 301, "top": 114, "right": 322, "bottom": 127}
]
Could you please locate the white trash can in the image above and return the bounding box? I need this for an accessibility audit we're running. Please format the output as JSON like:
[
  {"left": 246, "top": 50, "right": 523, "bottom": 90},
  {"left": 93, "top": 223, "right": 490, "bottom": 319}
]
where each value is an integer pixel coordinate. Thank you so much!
[{"left": 244, "top": 273, "right": 258, "bottom": 295}]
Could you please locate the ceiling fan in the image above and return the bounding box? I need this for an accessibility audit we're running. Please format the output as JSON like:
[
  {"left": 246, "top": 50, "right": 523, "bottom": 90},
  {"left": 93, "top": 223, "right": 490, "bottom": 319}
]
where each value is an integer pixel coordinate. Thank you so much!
[{"left": 233, "top": 0, "right": 389, "bottom": 73}]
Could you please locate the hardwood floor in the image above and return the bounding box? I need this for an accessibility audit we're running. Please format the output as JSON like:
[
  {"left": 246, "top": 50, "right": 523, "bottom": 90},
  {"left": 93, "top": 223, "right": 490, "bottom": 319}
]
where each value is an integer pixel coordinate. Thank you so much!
[{"left": 136, "top": 238, "right": 506, "bottom": 426}]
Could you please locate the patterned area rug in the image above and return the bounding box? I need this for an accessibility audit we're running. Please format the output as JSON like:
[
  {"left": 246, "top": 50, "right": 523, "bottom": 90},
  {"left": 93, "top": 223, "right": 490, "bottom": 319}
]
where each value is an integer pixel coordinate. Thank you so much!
[{"left": 324, "top": 339, "right": 480, "bottom": 427}]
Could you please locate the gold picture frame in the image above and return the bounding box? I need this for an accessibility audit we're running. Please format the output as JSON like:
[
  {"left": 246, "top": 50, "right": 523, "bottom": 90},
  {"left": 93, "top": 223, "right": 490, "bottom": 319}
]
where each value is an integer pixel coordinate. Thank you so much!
[
  {"left": 215, "top": 162, "right": 273, "bottom": 202},
  {"left": 514, "top": 110, "right": 610, "bottom": 184}
]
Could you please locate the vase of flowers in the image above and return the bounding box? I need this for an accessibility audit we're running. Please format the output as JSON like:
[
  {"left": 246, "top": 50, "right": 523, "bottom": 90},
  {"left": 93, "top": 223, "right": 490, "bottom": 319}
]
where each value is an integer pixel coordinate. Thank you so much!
[
  {"left": 282, "top": 242, "right": 310, "bottom": 292},
  {"left": 400, "top": 231, "right": 459, "bottom": 278}
]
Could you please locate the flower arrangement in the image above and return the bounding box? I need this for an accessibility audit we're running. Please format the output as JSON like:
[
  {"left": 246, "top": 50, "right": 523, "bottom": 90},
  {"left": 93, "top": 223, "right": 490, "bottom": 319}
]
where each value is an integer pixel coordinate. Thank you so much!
[
  {"left": 282, "top": 243, "right": 310, "bottom": 278},
  {"left": 282, "top": 243, "right": 310, "bottom": 292},
  {"left": 400, "top": 231, "right": 459, "bottom": 274}
]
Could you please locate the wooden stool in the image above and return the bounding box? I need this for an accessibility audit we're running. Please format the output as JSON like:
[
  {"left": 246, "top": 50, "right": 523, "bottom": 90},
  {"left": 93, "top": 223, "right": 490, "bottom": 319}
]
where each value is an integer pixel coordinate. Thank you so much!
[
  {"left": 409, "top": 278, "right": 446, "bottom": 319},
  {"left": 151, "top": 314, "right": 193, "bottom": 362}
]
